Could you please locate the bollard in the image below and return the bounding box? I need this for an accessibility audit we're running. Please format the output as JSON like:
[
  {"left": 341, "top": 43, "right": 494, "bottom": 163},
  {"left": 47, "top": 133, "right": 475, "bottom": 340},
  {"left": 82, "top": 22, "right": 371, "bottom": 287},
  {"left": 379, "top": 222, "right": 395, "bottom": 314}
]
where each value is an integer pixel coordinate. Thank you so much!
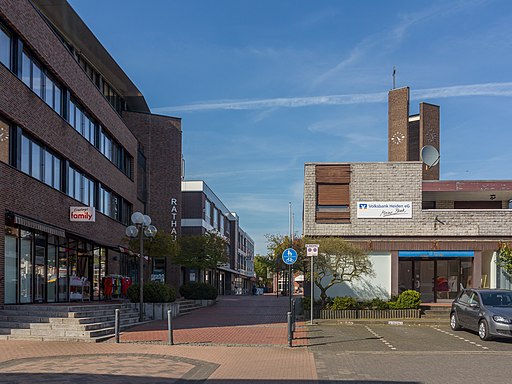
[
  {"left": 167, "top": 309, "right": 174, "bottom": 345},
  {"left": 292, "top": 299, "right": 296, "bottom": 332},
  {"left": 114, "top": 308, "right": 120, "bottom": 343},
  {"left": 287, "top": 311, "right": 292, "bottom": 347}
]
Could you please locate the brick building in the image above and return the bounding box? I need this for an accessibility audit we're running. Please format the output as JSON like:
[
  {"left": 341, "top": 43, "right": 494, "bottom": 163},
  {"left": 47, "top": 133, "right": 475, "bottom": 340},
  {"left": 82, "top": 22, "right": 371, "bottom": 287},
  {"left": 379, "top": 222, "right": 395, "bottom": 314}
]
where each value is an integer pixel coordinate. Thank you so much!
[
  {"left": 303, "top": 86, "right": 512, "bottom": 303},
  {"left": 0, "top": 0, "right": 182, "bottom": 306},
  {"left": 182, "top": 180, "right": 255, "bottom": 295}
]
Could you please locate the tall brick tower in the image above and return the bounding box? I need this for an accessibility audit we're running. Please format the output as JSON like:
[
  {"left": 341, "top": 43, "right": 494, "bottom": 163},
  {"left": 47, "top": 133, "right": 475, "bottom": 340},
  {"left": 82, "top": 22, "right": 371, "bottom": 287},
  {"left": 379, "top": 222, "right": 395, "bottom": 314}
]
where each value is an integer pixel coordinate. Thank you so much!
[{"left": 388, "top": 87, "right": 440, "bottom": 180}]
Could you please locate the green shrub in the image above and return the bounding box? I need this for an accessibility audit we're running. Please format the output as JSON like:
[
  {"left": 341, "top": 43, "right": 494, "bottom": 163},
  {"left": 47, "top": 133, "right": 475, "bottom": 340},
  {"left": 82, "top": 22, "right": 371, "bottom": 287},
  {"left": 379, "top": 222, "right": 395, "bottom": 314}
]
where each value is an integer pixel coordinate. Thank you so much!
[
  {"left": 365, "top": 297, "right": 390, "bottom": 310},
  {"left": 179, "top": 282, "right": 218, "bottom": 300},
  {"left": 302, "top": 296, "right": 322, "bottom": 309},
  {"left": 330, "top": 296, "right": 358, "bottom": 310},
  {"left": 127, "top": 282, "right": 177, "bottom": 303},
  {"left": 392, "top": 290, "right": 421, "bottom": 309}
]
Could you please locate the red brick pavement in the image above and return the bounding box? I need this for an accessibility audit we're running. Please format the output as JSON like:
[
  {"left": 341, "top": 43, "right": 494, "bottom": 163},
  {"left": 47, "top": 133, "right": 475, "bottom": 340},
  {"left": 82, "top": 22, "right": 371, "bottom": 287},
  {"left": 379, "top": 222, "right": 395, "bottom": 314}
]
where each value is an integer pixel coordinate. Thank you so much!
[{"left": 120, "top": 294, "right": 309, "bottom": 346}]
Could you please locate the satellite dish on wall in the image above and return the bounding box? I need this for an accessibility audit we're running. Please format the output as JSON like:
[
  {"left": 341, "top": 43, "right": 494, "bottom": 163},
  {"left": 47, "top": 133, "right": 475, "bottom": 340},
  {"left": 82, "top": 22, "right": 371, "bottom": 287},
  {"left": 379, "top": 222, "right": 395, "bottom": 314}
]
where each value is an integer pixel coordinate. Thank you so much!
[{"left": 420, "top": 145, "right": 440, "bottom": 168}]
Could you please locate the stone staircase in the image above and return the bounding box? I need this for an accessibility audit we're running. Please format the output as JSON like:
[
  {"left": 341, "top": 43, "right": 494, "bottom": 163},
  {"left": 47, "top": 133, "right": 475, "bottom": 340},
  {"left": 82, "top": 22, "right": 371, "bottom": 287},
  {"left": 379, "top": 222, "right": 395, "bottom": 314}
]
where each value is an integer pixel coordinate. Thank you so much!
[
  {"left": 0, "top": 299, "right": 206, "bottom": 342},
  {"left": 0, "top": 303, "right": 142, "bottom": 342},
  {"left": 420, "top": 304, "right": 452, "bottom": 321},
  {"left": 176, "top": 299, "right": 203, "bottom": 315}
]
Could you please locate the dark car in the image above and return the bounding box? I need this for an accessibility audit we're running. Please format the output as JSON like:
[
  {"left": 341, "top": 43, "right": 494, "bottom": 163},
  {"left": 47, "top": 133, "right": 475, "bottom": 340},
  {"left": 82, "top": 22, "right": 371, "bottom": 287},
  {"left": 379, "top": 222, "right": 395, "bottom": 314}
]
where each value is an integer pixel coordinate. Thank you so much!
[{"left": 450, "top": 288, "right": 512, "bottom": 341}]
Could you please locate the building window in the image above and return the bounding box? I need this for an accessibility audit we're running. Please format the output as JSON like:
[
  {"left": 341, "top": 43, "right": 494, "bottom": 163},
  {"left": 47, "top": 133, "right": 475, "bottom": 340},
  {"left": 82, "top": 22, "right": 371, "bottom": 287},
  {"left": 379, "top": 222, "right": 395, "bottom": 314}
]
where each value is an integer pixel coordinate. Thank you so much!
[
  {"left": 205, "top": 200, "right": 211, "bottom": 223},
  {"left": 213, "top": 209, "right": 219, "bottom": 230},
  {"left": 67, "top": 165, "right": 95, "bottom": 206},
  {"left": 422, "top": 201, "right": 436, "bottom": 209},
  {"left": 21, "top": 49, "right": 62, "bottom": 115},
  {"left": 0, "top": 22, "right": 11, "bottom": 69},
  {"left": 18, "top": 131, "right": 62, "bottom": 190},
  {"left": 98, "top": 184, "right": 131, "bottom": 224},
  {"left": 69, "top": 99, "right": 96, "bottom": 145}
]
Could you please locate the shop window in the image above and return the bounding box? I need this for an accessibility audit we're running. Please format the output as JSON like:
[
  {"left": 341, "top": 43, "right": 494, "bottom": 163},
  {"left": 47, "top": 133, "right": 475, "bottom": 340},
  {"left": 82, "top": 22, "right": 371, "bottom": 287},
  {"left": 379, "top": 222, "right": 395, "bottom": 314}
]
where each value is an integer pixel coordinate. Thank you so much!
[{"left": 4, "top": 234, "right": 18, "bottom": 304}]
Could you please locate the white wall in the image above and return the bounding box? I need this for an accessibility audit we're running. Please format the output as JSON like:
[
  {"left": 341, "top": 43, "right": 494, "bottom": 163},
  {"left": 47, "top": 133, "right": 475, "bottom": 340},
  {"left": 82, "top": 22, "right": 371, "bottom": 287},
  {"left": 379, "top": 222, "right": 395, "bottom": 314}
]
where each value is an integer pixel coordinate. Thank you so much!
[{"left": 315, "top": 252, "right": 391, "bottom": 300}]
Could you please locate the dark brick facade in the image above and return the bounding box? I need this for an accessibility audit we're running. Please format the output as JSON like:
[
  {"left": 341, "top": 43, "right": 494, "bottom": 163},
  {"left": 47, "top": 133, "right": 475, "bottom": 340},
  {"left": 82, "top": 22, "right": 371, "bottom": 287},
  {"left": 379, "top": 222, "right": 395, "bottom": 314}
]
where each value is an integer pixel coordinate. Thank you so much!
[
  {"left": 122, "top": 111, "right": 182, "bottom": 290},
  {"left": 388, "top": 87, "right": 440, "bottom": 180},
  {"left": 0, "top": 1, "right": 182, "bottom": 303}
]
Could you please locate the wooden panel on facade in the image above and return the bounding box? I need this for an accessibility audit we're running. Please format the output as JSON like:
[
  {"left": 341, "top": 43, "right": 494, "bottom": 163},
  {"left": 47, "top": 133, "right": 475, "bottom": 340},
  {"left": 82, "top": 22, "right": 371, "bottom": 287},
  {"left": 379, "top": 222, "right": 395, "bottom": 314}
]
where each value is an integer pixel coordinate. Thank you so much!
[
  {"left": 316, "top": 211, "right": 350, "bottom": 223},
  {"left": 317, "top": 184, "right": 349, "bottom": 206},
  {"left": 316, "top": 165, "right": 350, "bottom": 183}
]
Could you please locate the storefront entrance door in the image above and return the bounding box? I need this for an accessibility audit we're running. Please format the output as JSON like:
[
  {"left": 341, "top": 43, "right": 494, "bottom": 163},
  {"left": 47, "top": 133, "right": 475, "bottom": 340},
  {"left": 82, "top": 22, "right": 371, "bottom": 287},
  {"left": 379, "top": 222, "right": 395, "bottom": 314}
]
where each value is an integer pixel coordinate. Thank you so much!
[{"left": 414, "top": 260, "right": 435, "bottom": 302}]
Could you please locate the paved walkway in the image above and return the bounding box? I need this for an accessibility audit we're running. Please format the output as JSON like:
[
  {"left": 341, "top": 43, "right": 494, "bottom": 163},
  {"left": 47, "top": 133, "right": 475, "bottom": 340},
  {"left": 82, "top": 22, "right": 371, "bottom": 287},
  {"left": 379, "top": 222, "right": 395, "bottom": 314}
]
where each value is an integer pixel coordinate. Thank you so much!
[
  {"left": 0, "top": 294, "right": 317, "bottom": 383},
  {"left": 121, "top": 294, "right": 308, "bottom": 346}
]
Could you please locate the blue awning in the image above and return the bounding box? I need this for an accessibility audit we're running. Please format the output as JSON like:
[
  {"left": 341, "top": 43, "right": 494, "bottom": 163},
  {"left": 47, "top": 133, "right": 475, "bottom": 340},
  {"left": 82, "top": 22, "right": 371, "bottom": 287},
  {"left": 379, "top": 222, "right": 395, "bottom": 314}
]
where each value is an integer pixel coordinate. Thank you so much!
[{"left": 399, "top": 251, "right": 474, "bottom": 258}]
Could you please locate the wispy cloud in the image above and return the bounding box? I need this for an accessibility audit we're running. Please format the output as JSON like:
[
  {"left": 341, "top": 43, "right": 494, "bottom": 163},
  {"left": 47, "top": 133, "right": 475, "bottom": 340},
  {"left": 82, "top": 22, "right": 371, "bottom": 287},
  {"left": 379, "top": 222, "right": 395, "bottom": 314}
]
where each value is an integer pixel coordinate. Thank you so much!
[
  {"left": 313, "top": 1, "right": 486, "bottom": 86},
  {"left": 188, "top": 166, "right": 303, "bottom": 179},
  {"left": 153, "top": 82, "right": 512, "bottom": 113}
]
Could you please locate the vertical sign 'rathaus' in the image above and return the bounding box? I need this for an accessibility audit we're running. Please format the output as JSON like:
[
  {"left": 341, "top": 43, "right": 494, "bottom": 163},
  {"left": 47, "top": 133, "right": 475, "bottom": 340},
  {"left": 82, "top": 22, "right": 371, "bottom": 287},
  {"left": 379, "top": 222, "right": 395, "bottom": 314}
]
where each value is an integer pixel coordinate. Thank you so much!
[{"left": 170, "top": 198, "right": 178, "bottom": 240}]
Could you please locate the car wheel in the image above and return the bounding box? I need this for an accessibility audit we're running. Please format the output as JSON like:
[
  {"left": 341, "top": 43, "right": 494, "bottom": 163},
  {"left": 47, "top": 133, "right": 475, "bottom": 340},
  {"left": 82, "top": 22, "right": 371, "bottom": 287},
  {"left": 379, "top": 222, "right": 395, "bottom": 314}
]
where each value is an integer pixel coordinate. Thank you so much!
[
  {"left": 478, "top": 319, "right": 492, "bottom": 341},
  {"left": 450, "top": 312, "right": 462, "bottom": 331}
]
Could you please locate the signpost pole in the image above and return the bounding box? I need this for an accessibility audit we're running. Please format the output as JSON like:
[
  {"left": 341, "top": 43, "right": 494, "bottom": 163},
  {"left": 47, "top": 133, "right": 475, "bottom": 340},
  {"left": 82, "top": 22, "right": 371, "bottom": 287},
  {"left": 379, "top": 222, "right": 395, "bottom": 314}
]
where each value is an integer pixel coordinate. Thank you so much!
[
  {"left": 310, "top": 255, "right": 314, "bottom": 325},
  {"left": 305, "top": 244, "right": 319, "bottom": 325}
]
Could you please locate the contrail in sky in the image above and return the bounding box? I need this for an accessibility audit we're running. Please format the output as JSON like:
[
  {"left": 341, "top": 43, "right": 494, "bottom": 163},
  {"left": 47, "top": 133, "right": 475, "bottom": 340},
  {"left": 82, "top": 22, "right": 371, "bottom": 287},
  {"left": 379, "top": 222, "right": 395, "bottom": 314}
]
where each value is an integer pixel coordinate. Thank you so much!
[{"left": 153, "top": 82, "right": 512, "bottom": 113}]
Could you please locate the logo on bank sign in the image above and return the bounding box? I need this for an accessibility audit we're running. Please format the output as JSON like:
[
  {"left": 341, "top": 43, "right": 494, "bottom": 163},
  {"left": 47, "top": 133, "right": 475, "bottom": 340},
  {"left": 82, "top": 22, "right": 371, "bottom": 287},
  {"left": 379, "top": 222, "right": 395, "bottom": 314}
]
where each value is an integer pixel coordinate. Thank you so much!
[{"left": 359, "top": 203, "right": 368, "bottom": 209}]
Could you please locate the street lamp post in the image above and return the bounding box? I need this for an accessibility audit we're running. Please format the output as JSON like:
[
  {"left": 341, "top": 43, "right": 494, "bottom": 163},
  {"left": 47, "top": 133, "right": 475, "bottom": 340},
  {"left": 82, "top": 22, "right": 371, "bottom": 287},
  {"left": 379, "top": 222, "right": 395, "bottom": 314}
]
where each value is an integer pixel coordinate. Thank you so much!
[{"left": 126, "top": 211, "right": 157, "bottom": 322}]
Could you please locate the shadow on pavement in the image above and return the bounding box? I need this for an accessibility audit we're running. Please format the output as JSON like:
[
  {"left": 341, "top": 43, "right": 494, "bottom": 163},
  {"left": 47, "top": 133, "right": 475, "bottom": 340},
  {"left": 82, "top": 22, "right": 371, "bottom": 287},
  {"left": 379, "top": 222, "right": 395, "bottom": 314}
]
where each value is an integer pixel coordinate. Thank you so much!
[
  {"left": 123, "top": 295, "right": 299, "bottom": 333},
  {"left": 0, "top": 374, "right": 422, "bottom": 383}
]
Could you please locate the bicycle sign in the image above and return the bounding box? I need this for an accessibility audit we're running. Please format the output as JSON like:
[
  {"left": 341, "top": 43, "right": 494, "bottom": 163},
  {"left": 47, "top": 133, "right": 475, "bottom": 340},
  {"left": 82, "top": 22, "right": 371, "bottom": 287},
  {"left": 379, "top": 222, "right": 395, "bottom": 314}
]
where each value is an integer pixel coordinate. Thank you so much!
[{"left": 282, "top": 248, "right": 298, "bottom": 265}]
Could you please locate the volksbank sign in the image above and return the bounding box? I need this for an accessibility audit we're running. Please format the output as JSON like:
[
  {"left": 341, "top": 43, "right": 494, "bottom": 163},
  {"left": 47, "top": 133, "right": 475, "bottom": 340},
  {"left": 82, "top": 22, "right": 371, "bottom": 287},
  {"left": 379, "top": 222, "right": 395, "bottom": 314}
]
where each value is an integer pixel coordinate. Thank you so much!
[{"left": 357, "top": 202, "right": 412, "bottom": 219}]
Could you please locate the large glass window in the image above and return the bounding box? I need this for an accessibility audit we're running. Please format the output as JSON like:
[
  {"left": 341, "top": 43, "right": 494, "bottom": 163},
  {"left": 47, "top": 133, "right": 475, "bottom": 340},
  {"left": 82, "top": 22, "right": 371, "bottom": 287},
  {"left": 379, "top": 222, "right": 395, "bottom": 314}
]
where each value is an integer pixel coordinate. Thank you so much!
[
  {"left": 68, "top": 99, "right": 96, "bottom": 146},
  {"left": 47, "top": 242, "right": 57, "bottom": 303},
  {"left": 19, "top": 230, "right": 33, "bottom": 303},
  {"left": 0, "top": 23, "right": 10, "bottom": 69},
  {"left": 67, "top": 165, "right": 95, "bottom": 206},
  {"left": 34, "top": 232, "right": 46, "bottom": 303},
  {"left": 21, "top": 49, "right": 63, "bottom": 115},
  {"left": 19, "top": 132, "right": 62, "bottom": 190},
  {"left": 58, "top": 242, "right": 68, "bottom": 301},
  {"left": 4, "top": 229, "right": 18, "bottom": 304}
]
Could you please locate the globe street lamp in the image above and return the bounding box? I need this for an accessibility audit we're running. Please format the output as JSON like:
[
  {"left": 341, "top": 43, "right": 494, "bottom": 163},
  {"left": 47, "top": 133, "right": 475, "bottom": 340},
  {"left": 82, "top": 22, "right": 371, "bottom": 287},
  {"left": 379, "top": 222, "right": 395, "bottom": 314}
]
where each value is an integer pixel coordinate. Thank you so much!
[{"left": 125, "top": 211, "right": 157, "bottom": 322}]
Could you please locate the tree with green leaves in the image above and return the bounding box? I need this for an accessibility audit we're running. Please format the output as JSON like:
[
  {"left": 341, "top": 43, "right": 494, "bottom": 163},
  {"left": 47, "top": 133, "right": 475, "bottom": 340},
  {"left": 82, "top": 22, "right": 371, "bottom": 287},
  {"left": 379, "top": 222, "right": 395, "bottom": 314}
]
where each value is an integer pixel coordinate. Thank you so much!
[
  {"left": 174, "top": 231, "right": 229, "bottom": 282},
  {"left": 254, "top": 255, "right": 273, "bottom": 286},
  {"left": 125, "top": 231, "right": 179, "bottom": 264},
  {"left": 497, "top": 242, "right": 512, "bottom": 275},
  {"left": 265, "top": 234, "right": 306, "bottom": 294},
  {"left": 312, "top": 237, "right": 373, "bottom": 308}
]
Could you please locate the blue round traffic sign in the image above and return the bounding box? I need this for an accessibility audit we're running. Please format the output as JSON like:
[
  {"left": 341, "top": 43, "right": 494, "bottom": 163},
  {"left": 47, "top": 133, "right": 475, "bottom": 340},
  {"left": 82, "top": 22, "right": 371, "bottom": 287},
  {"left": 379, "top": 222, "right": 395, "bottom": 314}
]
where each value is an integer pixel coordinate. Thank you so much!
[{"left": 282, "top": 248, "right": 298, "bottom": 265}]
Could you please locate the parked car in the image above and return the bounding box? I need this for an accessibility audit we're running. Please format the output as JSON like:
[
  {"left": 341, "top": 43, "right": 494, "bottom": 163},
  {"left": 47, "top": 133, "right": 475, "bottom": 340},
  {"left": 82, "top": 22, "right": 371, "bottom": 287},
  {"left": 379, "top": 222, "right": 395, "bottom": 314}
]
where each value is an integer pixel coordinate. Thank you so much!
[{"left": 450, "top": 288, "right": 512, "bottom": 341}]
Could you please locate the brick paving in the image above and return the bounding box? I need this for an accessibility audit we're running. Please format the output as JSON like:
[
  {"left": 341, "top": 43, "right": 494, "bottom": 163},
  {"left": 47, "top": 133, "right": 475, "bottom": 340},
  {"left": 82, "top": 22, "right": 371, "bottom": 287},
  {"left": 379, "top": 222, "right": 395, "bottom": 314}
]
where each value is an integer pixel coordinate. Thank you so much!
[
  {"left": 0, "top": 294, "right": 317, "bottom": 383},
  {"left": 120, "top": 294, "right": 309, "bottom": 346}
]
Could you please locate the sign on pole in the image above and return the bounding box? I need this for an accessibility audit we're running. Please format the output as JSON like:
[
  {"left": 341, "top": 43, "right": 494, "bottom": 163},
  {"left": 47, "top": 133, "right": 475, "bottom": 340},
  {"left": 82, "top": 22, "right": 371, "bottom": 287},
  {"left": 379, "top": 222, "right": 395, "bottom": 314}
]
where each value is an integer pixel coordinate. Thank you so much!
[
  {"left": 282, "top": 248, "right": 298, "bottom": 265},
  {"left": 306, "top": 244, "right": 319, "bottom": 257}
]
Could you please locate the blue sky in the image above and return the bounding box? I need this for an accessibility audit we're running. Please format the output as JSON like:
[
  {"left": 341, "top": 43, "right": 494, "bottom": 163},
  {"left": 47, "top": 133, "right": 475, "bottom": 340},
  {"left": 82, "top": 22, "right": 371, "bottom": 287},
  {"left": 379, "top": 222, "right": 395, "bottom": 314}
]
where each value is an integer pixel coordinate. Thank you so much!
[{"left": 69, "top": 0, "right": 512, "bottom": 255}]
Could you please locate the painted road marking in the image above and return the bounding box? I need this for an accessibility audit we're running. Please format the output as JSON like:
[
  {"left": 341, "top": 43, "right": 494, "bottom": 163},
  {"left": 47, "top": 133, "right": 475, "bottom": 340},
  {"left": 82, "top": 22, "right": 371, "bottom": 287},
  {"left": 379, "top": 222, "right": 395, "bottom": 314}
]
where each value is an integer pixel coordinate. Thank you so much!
[
  {"left": 432, "top": 326, "right": 489, "bottom": 350},
  {"left": 365, "top": 326, "right": 397, "bottom": 351}
]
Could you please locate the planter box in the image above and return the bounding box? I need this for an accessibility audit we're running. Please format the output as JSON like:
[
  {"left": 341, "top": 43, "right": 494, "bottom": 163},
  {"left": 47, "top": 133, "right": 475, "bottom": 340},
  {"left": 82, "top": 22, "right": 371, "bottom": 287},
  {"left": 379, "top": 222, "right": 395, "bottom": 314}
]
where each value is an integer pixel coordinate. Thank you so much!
[
  {"left": 143, "top": 302, "right": 180, "bottom": 321},
  {"left": 194, "top": 299, "right": 215, "bottom": 307},
  {"left": 304, "top": 308, "right": 421, "bottom": 320}
]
